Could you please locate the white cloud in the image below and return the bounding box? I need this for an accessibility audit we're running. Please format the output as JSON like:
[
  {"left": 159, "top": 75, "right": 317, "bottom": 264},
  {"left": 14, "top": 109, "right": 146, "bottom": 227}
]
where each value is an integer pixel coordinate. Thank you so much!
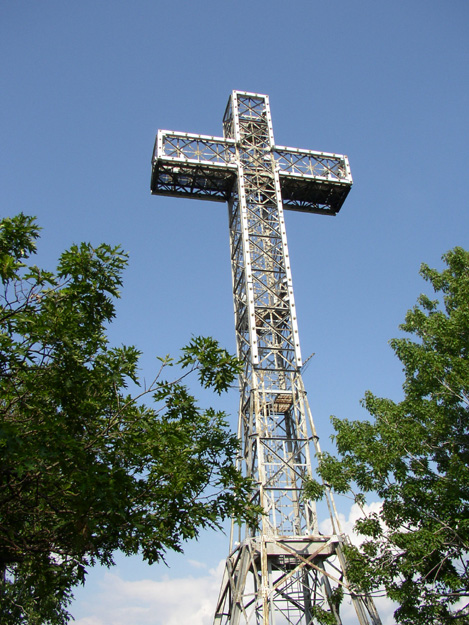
[
  {"left": 188, "top": 558, "right": 209, "bottom": 570},
  {"left": 74, "top": 561, "right": 224, "bottom": 625},
  {"left": 320, "top": 500, "right": 383, "bottom": 545}
]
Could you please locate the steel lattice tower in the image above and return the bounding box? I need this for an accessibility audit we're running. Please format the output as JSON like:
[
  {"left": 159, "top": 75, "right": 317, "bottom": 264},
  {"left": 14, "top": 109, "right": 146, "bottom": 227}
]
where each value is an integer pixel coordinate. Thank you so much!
[{"left": 151, "top": 91, "right": 382, "bottom": 625}]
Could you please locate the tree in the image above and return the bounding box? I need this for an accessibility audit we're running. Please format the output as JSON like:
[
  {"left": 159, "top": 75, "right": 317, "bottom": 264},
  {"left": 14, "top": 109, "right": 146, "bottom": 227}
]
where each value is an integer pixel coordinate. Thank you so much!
[
  {"left": 313, "top": 247, "right": 469, "bottom": 624},
  {"left": 0, "top": 214, "right": 258, "bottom": 624}
]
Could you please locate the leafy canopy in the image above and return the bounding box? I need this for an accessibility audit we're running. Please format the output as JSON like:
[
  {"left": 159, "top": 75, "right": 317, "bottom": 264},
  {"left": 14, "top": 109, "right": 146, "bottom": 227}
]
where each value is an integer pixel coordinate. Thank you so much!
[
  {"left": 0, "top": 214, "right": 258, "bottom": 624},
  {"left": 313, "top": 247, "right": 469, "bottom": 624}
]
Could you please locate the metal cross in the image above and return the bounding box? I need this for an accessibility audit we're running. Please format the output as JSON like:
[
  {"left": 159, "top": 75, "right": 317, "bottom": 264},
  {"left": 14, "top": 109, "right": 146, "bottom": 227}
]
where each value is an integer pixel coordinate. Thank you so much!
[{"left": 151, "top": 92, "right": 381, "bottom": 625}]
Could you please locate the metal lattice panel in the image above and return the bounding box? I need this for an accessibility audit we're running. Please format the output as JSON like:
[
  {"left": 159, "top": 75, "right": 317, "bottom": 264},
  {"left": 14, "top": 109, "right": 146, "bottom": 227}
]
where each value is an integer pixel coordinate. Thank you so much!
[{"left": 151, "top": 91, "right": 381, "bottom": 625}]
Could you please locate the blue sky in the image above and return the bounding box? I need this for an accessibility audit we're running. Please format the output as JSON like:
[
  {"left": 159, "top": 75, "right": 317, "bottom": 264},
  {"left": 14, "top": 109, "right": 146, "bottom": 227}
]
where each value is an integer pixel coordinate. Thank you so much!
[{"left": 1, "top": 1, "right": 468, "bottom": 623}]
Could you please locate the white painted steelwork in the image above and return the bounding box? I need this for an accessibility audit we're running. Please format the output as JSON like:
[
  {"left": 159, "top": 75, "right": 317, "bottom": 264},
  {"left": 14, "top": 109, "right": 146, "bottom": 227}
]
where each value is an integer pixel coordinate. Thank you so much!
[{"left": 151, "top": 91, "right": 381, "bottom": 625}]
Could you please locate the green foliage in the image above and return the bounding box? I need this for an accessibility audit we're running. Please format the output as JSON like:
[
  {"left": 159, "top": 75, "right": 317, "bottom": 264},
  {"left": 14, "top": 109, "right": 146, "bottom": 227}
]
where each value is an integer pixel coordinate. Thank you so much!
[
  {"left": 318, "top": 247, "right": 469, "bottom": 624},
  {"left": 310, "top": 604, "right": 339, "bottom": 625},
  {"left": 179, "top": 335, "right": 242, "bottom": 394},
  {"left": 0, "top": 214, "right": 258, "bottom": 624},
  {"left": 302, "top": 477, "right": 326, "bottom": 502}
]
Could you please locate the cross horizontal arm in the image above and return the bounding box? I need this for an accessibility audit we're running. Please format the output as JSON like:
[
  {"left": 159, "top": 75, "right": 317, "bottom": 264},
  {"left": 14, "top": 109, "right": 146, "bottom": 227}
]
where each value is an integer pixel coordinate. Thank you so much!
[
  {"left": 151, "top": 130, "right": 237, "bottom": 202},
  {"left": 274, "top": 145, "right": 352, "bottom": 214},
  {"left": 151, "top": 130, "right": 353, "bottom": 214}
]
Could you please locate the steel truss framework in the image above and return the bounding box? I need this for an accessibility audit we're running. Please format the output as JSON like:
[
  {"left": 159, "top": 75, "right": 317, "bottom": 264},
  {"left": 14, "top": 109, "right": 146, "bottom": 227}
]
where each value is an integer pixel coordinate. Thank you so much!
[{"left": 151, "top": 91, "right": 381, "bottom": 625}]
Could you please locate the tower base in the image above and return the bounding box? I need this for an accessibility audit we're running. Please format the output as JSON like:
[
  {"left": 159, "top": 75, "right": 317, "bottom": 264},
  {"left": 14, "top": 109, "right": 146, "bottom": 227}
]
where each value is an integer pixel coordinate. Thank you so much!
[{"left": 214, "top": 535, "right": 382, "bottom": 625}]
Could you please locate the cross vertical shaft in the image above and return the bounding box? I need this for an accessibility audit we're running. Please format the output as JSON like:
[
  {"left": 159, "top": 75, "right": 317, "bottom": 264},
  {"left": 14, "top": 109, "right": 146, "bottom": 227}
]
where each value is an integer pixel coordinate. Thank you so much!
[
  {"left": 151, "top": 91, "right": 382, "bottom": 625},
  {"left": 223, "top": 94, "right": 315, "bottom": 538}
]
